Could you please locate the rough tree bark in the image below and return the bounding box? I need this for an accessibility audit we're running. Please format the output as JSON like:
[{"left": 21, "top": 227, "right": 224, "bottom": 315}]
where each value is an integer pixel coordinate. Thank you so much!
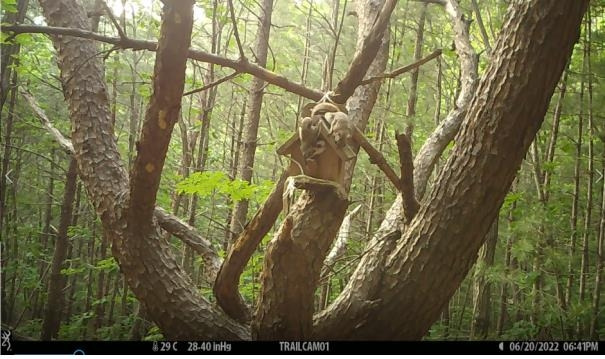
[
  {"left": 252, "top": 177, "right": 348, "bottom": 339},
  {"left": 314, "top": 0, "right": 587, "bottom": 339},
  {"left": 32, "top": 0, "right": 588, "bottom": 341},
  {"left": 38, "top": 0, "right": 248, "bottom": 339}
]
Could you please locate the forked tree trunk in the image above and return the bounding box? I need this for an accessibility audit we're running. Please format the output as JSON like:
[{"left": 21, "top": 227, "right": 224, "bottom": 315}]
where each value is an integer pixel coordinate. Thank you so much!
[
  {"left": 252, "top": 179, "right": 348, "bottom": 339},
  {"left": 36, "top": 0, "right": 587, "bottom": 340}
]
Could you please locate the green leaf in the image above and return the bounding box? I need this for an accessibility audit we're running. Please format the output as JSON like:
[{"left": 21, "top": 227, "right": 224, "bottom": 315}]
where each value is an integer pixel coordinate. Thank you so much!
[
  {"left": 2, "top": 0, "right": 17, "bottom": 13},
  {"left": 61, "top": 267, "right": 86, "bottom": 276},
  {"left": 176, "top": 171, "right": 274, "bottom": 203},
  {"left": 95, "top": 257, "right": 119, "bottom": 271}
]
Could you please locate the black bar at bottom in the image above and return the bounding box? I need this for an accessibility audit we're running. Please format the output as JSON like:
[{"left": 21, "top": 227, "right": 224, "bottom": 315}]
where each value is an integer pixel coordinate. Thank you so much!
[{"left": 1, "top": 340, "right": 603, "bottom": 355}]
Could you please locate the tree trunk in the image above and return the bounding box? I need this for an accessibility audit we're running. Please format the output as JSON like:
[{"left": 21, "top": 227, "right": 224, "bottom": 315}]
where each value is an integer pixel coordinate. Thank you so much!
[
  {"left": 566, "top": 68, "right": 584, "bottom": 310},
  {"left": 229, "top": 0, "right": 274, "bottom": 243},
  {"left": 39, "top": 0, "right": 248, "bottom": 339},
  {"left": 0, "top": 72, "right": 20, "bottom": 323},
  {"left": 0, "top": 0, "right": 28, "bottom": 110},
  {"left": 470, "top": 218, "right": 498, "bottom": 340},
  {"left": 497, "top": 192, "right": 516, "bottom": 335},
  {"left": 92, "top": 233, "right": 109, "bottom": 335},
  {"left": 578, "top": 10, "right": 593, "bottom": 336},
  {"left": 314, "top": 0, "right": 587, "bottom": 339},
  {"left": 41, "top": 157, "right": 78, "bottom": 339},
  {"left": 252, "top": 178, "right": 348, "bottom": 339},
  {"left": 470, "top": 0, "right": 492, "bottom": 55},
  {"left": 590, "top": 151, "right": 604, "bottom": 338},
  {"left": 406, "top": 2, "right": 427, "bottom": 120}
]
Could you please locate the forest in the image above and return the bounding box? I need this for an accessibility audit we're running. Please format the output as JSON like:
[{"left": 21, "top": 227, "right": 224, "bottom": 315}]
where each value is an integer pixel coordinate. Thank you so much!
[{"left": 0, "top": 0, "right": 603, "bottom": 342}]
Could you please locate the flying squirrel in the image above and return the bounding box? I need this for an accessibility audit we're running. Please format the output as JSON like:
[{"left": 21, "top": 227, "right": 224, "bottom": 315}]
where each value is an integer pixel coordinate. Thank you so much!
[{"left": 298, "top": 102, "right": 352, "bottom": 162}]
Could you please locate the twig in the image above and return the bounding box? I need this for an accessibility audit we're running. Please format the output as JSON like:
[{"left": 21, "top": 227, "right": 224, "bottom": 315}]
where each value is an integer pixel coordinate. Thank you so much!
[
  {"left": 101, "top": 1, "right": 127, "bottom": 39},
  {"left": 183, "top": 71, "right": 240, "bottom": 96},
  {"left": 1, "top": 24, "right": 325, "bottom": 101},
  {"left": 360, "top": 49, "right": 442, "bottom": 85},
  {"left": 228, "top": 0, "right": 246, "bottom": 60}
]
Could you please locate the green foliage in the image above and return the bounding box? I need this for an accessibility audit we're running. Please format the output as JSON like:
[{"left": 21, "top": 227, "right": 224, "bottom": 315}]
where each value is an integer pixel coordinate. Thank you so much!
[
  {"left": 61, "top": 266, "right": 86, "bottom": 276},
  {"left": 4, "top": 0, "right": 605, "bottom": 343},
  {"left": 176, "top": 170, "right": 274, "bottom": 203},
  {"left": 144, "top": 326, "right": 165, "bottom": 341},
  {"left": 1, "top": 0, "right": 17, "bottom": 13},
  {"left": 94, "top": 257, "right": 119, "bottom": 272}
]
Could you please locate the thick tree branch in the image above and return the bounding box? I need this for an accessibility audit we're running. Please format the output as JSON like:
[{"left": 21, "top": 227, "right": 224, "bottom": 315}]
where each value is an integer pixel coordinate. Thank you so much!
[
  {"left": 154, "top": 207, "right": 221, "bottom": 284},
  {"left": 413, "top": 0, "right": 478, "bottom": 199},
  {"left": 396, "top": 133, "right": 419, "bottom": 222},
  {"left": 128, "top": 1, "right": 195, "bottom": 230},
  {"left": 214, "top": 166, "right": 295, "bottom": 323},
  {"left": 360, "top": 48, "right": 441, "bottom": 85},
  {"left": 1, "top": 24, "right": 325, "bottom": 101}
]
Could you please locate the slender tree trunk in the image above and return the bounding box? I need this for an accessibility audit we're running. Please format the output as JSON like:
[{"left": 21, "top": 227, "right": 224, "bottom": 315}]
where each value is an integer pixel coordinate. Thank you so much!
[
  {"left": 0, "top": 72, "right": 20, "bottom": 323},
  {"left": 5, "top": 112, "right": 23, "bottom": 325},
  {"left": 321, "top": 0, "right": 342, "bottom": 91},
  {"left": 295, "top": 3, "right": 313, "bottom": 122},
  {"left": 34, "top": 149, "right": 56, "bottom": 318},
  {"left": 41, "top": 157, "right": 78, "bottom": 340},
  {"left": 225, "top": 99, "right": 246, "bottom": 245},
  {"left": 497, "top": 194, "right": 517, "bottom": 335},
  {"left": 470, "top": 218, "right": 498, "bottom": 339},
  {"left": 578, "top": 11, "right": 593, "bottom": 336},
  {"left": 590, "top": 151, "right": 604, "bottom": 338},
  {"left": 470, "top": 0, "right": 492, "bottom": 55},
  {"left": 566, "top": 65, "right": 584, "bottom": 311},
  {"left": 107, "top": 272, "right": 120, "bottom": 324},
  {"left": 92, "top": 233, "right": 109, "bottom": 335},
  {"left": 0, "top": 0, "right": 28, "bottom": 110},
  {"left": 406, "top": 2, "right": 427, "bottom": 121},
  {"left": 229, "top": 0, "right": 274, "bottom": 243},
  {"left": 82, "top": 224, "right": 96, "bottom": 338}
]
